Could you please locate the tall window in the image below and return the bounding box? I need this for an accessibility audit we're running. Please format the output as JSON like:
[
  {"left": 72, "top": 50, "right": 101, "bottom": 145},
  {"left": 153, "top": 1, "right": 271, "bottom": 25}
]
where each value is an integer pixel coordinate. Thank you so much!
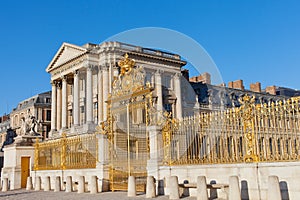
[
  {"left": 145, "top": 72, "right": 152, "bottom": 84},
  {"left": 45, "top": 98, "right": 51, "bottom": 103},
  {"left": 164, "top": 104, "right": 172, "bottom": 113},
  {"left": 46, "top": 110, "right": 51, "bottom": 121},
  {"left": 163, "top": 75, "right": 172, "bottom": 89}
]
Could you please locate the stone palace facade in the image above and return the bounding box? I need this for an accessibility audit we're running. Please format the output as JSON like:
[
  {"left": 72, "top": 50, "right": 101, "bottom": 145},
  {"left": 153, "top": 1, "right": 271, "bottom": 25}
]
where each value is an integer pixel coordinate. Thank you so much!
[{"left": 46, "top": 42, "right": 187, "bottom": 137}]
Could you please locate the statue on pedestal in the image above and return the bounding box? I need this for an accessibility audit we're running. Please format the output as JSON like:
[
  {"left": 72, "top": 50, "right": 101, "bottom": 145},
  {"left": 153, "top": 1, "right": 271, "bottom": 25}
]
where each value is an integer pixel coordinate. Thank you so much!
[
  {"left": 15, "top": 111, "right": 42, "bottom": 145},
  {"left": 20, "top": 111, "right": 41, "bottom": 137}
]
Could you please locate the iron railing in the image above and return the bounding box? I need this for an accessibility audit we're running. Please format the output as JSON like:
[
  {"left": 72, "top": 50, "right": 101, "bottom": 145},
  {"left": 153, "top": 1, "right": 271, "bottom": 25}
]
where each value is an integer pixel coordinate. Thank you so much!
[{"left": 34, "top": 133, "right": 97, "bottom": 170}]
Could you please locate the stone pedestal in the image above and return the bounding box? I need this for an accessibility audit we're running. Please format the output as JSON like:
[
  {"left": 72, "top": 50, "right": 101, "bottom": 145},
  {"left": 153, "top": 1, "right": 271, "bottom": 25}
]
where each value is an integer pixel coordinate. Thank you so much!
[{"left": 1, "top": 141, "right": 35, "bottom": 190}]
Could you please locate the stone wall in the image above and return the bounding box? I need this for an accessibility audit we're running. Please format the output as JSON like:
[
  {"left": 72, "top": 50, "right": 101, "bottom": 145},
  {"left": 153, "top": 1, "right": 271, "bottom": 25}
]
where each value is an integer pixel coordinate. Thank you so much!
[
  {"left": 31, "top": 167, "right": 110, "bottom": 192},
  {"left": 157, "top": 161, "right": 300, "bottom": 200}
]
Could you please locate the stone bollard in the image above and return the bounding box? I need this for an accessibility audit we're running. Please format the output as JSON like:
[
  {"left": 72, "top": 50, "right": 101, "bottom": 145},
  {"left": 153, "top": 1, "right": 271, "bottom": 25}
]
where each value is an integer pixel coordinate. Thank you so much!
[
  {"left": 35, "top": 176, "right": 41, "bottom": 191},
  {"left": 26, "top": 176, "right": 33, "bottom": 190},
  {"left": 146, "top": 176, "right": 156, "bottom": 198},
  {"left": 54, "top": 176, "right": 61, "bottom": 192},
  {"left": 90, "top": 176, "right": 98, "bottom": 194},
  {"left": 169, "top": 176, "right": 180, "bottom": 200},
  {"left": 65, "top": 176, "right": 73, "bottom": 192},
  {"left": 164, "top": 176, "right": 171, "bottom": 195},
  {"left": 128, "top": 176, "right": 137, "bottom": 197},
  {"left": 197, "top": 176, "right": 208, "bottom": 200},
  {"left": 2, "top": 178, "right": 9, "bottom": 192},
  {"left": 229, "top": 176, "right": 241, "bottom": 200},
  {"left": 44, "top": 176, "right": 51, "bottom": 191},
  {"left": 267, "top": 176, "right": 282, "bottom": 200},
  {"left": 78, "top": 176, "right": 85, "bottom": 193}
]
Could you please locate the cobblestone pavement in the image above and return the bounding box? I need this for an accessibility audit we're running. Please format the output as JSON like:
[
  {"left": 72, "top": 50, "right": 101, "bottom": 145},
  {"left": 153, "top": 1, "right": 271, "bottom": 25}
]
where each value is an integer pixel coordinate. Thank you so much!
[{"left": 0, "top": 189, "right": 197, "bottom": 200}]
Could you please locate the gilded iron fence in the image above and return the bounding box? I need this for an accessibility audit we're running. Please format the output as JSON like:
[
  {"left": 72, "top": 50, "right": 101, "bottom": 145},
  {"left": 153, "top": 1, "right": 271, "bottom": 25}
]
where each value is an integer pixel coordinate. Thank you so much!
[
  {"left": 34, "top": 133, "right": 97, "bottom": 170},
  {"left": 163, "top": 96, "right": 300, "bottom": 165}
]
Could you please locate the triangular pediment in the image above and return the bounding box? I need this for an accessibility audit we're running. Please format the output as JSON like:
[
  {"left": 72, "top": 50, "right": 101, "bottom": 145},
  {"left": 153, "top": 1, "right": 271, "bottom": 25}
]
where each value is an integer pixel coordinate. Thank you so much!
[{"left": 46, "top": 42, "right": 87, "bottom": 72}]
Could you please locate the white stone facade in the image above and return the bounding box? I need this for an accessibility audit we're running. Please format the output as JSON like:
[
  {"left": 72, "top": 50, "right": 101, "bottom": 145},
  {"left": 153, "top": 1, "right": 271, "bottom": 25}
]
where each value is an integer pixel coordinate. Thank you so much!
[{"left": 46, "top": 41, "right": 187, "bottom": 136}]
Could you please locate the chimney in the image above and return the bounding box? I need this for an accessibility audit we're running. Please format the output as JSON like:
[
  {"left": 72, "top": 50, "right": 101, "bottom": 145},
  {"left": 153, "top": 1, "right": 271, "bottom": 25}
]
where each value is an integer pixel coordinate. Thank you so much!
[
  {"left": 200, "top": 72, "right": 211, "bottom": 84},
  {"left": 228, "top": 81, "right": 233, "bottom": 88},
  {"left": 228, "top": 80, "right": 244, "bottom": 90},
  {"left": 189, "top": 76, "right": 198, "bottom": 83},
  {"left": 181, "top": 69, "right": 189, "bottom": 81},
  {"left": 189, "top": 72, "right": 211, "bottom": 84},
  {"left": 266, "top": 86, "right": 277, "bottom": 95},
  {"left": 250, "top": 82, "right": 261, "bottom": 93}
]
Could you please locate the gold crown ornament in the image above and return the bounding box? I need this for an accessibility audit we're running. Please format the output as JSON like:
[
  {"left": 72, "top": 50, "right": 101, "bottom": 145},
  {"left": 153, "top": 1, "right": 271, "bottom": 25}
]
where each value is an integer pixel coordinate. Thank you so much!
[{"left": 118, "top": 53, "right": 135, "bottom": 76}]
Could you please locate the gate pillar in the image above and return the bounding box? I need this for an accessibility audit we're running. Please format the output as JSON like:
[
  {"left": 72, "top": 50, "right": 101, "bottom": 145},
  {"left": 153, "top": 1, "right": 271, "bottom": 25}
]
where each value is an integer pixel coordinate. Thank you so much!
[
  {"left": 147, "top": 125, "right": 163, "bottom": 194},
  {"left": 96, "top": 133, "right": 110, "bottom": 192}
]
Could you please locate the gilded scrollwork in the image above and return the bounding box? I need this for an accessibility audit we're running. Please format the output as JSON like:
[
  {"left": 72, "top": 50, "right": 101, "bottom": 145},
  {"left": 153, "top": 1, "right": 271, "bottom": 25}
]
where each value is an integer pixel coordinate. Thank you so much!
[{"left": 239, "top": 94, "right": 259, "bottom": 162}]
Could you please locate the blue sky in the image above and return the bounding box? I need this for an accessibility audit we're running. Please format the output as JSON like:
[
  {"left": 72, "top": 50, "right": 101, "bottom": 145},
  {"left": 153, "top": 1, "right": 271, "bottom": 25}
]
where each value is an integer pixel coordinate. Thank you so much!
[{"left": 0, "top": 0, "right": 299, "bottom": 115}]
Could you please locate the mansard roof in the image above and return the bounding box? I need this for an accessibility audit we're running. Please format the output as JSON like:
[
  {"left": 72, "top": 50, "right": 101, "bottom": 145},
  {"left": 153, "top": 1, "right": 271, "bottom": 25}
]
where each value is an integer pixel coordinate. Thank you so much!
[{"left": 46, "top": 42, "right": 87, "bottom": 73}]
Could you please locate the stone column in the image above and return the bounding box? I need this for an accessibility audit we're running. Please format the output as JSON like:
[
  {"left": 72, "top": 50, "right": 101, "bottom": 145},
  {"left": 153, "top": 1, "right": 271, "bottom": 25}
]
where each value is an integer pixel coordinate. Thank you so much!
[
  {"left": 61, "top": 76, "right": 68, "bottom": 129},
  {"left": 155, "top": 70, "right": 163, "bottom": 111},
  {"left": 173, "top": 73, "right": 182, "bottom": 119},
  {"left": 50, "top": 81, "right": 57, "bottom": 133},
  {"left": 86, "top": 66, "right": 93, "bottom": 124},
  {"left": 98, "top": 66, "right": 103, "bottom": 122},
  {"left": 56, "top": 82, "right": 62, "bottom": 130},
  {"left": 102, "top": 66, "right": 109, "bottom": 120},
  {"left": 73, "top": 70, "right": 80, "bottom": 126}
]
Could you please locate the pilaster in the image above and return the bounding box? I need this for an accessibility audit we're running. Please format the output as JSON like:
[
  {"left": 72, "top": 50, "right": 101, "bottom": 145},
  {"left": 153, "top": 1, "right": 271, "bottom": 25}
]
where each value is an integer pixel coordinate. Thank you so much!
[
  {"left": 98, "top": 66, "right": 103, "bottom": 122},
  {"left": 61, "top": 76, "right": 68, "bottom": 129},
  {"left": 155, "top": 69, "right": 163, "bottom": 111},
  {"left": 73, "top": 70, "right": 80, "bottom": 126},
  {"left": 173, "top": 73, "right": 182, "bottom": 119},
  {"left": 86, "top": 65, "right": 93, "bottom": 124},
  {"left": 102, "top": 65, "right": 109, "bottom": 121}
]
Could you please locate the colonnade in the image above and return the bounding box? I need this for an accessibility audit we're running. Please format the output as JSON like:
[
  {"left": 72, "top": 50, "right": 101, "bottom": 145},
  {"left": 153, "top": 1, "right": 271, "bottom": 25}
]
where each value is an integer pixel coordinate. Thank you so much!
[
  {"left": 50, "top": 65, "right": 110, "bottom": 132},
  {"left": 50, "top": 64, "right": 183, "bottom": 133}
]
